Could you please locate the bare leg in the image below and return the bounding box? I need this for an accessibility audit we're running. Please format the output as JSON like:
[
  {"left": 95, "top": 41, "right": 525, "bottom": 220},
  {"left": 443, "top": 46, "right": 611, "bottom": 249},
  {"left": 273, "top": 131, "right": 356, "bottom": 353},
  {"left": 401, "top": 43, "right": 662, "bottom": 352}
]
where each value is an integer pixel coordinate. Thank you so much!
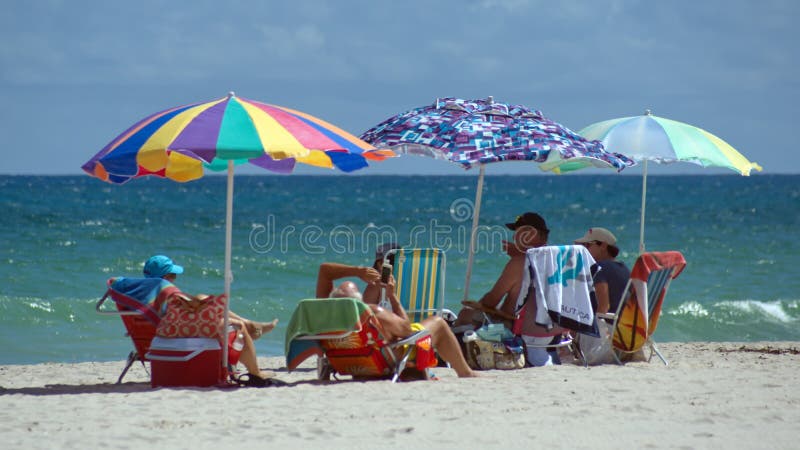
[
  {"left": 421, "top": 316, "right": 477, "bottom": 378},
  {"left": 233, "top": 326, "right": 274, "bottom": 379},
  {"left": 229, "top": 311, "right": 278, "bottom": 340}
]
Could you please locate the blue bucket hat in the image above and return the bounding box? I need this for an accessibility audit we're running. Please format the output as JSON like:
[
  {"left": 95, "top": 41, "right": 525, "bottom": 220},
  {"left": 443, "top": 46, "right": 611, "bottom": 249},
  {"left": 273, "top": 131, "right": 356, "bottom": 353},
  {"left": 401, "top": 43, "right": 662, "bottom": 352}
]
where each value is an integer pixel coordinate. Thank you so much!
[{"left": 143, "top": 255, "right": 184, "bottom": 278}]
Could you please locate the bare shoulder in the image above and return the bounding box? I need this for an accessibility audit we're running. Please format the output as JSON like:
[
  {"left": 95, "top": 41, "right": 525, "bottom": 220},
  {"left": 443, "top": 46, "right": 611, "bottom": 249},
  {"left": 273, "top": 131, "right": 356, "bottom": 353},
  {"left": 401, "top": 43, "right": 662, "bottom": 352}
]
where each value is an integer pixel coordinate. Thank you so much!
[{"left": 498, "top": 256, "right": 525, "bottom": 279}]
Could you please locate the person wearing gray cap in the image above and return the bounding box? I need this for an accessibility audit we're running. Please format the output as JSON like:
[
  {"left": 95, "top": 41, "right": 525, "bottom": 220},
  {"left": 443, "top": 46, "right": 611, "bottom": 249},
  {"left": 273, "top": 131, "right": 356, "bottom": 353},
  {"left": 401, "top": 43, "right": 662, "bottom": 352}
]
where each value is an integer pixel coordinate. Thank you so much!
[{"left": 574, "top": 227, "right": 631, "bottom": 315}]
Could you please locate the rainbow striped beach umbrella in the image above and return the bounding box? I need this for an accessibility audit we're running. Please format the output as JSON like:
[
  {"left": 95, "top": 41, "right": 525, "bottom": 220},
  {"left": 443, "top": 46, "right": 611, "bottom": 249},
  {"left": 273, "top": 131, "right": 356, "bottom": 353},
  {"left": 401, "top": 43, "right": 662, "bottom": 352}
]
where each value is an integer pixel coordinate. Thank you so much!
[
  {"left": 82, "top": 92, "right": 393, "bottom": 183},
  {"left": 579, "top": 110, "right": 762, "bottom": 253},
  {"left": 82, "top": 92, "right": 393, "bottom": 369}
]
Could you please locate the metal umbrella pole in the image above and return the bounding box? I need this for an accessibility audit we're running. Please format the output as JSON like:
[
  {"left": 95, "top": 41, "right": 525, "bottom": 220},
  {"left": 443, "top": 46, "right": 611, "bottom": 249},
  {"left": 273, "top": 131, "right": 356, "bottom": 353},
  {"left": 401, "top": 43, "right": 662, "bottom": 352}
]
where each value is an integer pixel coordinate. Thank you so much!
[
  {"left": 639, "top": 159, "right": 648, "bottom": 255},
  {"left": 222, "top": 160, "right": 234, "bottom": 372},
  {"left": 462, "top": 164, "right": 485, "bottom": 302}
]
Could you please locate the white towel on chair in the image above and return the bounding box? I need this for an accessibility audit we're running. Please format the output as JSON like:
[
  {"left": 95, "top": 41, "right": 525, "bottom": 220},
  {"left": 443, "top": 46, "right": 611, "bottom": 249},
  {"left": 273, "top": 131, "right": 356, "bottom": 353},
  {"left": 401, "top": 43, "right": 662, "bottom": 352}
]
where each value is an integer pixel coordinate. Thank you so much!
[{"left": 516, "top": 245, "right": 597, "bottom": 333}]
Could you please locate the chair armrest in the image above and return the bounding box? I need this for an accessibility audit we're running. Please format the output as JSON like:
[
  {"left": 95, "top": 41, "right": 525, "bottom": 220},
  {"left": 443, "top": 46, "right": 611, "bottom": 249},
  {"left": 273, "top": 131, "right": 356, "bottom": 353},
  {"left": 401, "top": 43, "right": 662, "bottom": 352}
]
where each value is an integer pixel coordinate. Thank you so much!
[
  {"left": 461, "top": 300, "right": 516, "bottom": 321},
  {"left": 388, "top": 328, "right": 431, "bottom": 348},
  {"left": 95, "top": 291, "right": 111, "bottom": 312},
  {"left": 95, "top": 291, "right": 140, "bottom": 316},
  {"left": 294, "top": 332, "right": 354, "bottom": 340}
]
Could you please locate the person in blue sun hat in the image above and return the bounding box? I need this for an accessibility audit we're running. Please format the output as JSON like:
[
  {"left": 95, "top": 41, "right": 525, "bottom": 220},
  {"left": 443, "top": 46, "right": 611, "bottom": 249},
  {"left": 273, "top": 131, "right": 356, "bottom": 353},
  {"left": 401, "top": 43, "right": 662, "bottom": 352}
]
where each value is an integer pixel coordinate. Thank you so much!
[
  {"left": 143, "top": 254, "right": 278, "bottom": 340},
  {"left": 143, "top": 255, "right": 281, "bottom": 386}
]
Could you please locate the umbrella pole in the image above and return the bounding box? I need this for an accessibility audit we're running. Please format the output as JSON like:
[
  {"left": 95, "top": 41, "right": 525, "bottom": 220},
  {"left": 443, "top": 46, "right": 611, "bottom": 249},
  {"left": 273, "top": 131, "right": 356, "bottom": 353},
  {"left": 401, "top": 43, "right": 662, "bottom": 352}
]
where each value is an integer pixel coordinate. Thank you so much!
[
  {"left": 639, "top": 159, "right": 648, "bottom": 255},
  {"left": 463, "top": 165, "right": 485, "bottom": 302},
  {"left": 222, "top": 160, "right": 234, "bottom": 376}
]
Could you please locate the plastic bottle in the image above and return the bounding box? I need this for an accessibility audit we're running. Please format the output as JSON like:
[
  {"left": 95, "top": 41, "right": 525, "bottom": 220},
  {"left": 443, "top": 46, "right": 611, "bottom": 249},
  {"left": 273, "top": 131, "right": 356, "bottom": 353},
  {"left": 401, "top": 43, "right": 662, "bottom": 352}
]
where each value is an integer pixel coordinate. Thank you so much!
[
  {"left": 462, "top": 330, "right": 477, "bottom": 343},
  {"left": 232, "top": 332, "right": 245, "bottom": 352}
]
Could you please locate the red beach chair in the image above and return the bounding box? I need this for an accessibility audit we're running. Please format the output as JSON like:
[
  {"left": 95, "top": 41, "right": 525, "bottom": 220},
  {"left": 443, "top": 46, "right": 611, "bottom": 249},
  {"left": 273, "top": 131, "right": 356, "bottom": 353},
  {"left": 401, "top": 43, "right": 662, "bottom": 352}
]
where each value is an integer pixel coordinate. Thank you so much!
[{"left": 95, "top": 277, "right": 167, "bottom": 383}]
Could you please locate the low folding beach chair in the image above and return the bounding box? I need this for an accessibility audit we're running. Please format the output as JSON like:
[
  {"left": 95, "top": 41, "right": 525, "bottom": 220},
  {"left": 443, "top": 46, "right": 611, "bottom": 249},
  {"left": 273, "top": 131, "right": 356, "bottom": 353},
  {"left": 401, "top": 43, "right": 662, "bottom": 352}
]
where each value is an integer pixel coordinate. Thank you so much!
[
  {"left": 285, "top": 298, "right": 437, "bottom": 382},
  {"left": 597, "top": 251, "right": 686, "bottom": 365},
  {"left": 382, "top": 248, "right": 454, "bottom": 323},
  {"left": 95, "top": 277, "right": 171, "bottom": 383}
]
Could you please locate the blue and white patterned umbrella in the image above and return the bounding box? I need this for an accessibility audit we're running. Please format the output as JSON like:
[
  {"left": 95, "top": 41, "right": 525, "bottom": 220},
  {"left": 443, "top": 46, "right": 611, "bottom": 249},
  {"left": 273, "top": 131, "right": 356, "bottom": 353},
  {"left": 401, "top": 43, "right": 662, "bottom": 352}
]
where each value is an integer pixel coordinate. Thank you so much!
[
  {"left": 361, "top": 96, "right": 633, "bottom": 172},
  {"left": 361, "top": 97, "right": 635, "bottom": 301}
]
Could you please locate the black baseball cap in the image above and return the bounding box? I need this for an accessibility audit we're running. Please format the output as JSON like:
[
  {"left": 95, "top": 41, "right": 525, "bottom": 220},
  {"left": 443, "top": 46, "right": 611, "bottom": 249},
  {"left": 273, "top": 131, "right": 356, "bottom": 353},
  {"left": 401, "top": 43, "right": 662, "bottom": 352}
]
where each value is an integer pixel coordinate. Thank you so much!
[{"left": 505, "top": 212, "right": 549, "bottom": 232}]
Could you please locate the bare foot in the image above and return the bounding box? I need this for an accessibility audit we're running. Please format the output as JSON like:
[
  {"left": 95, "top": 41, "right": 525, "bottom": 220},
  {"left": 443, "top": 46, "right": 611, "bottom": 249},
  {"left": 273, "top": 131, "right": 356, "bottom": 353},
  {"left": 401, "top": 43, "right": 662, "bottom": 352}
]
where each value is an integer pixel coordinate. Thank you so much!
[{"left": 251, "top": 319, "right": 279, "bottom": 340}]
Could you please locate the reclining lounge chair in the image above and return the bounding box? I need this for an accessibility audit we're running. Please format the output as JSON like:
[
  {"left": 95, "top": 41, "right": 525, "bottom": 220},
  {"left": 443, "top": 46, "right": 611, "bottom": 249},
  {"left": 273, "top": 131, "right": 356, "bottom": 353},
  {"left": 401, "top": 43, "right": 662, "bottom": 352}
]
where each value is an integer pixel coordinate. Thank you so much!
[{"left": 285, "top": 297, "right": 437, "bottom": 382}]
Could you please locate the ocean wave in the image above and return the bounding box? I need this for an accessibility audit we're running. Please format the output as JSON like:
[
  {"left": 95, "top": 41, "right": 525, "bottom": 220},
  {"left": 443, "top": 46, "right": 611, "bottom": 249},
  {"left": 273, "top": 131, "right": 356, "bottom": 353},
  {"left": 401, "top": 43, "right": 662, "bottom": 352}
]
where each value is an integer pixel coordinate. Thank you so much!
[
  {"left": 666, "top": 299, "right": 798, "bottom": 324},
  {"left": 667, "top": 301, "right": 709, "bottom": 318},
  {"left": 0, "top": 295, "right": 99, "bottom": 321}
]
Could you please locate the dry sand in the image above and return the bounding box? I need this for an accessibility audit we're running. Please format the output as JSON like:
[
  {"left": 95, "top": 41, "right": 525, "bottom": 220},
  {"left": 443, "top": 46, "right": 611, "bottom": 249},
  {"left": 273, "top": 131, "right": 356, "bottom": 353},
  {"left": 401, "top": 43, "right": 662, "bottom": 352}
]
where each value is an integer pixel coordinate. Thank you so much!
[{"left": 1, "top": 342, "right": 798, "bottom": 450}]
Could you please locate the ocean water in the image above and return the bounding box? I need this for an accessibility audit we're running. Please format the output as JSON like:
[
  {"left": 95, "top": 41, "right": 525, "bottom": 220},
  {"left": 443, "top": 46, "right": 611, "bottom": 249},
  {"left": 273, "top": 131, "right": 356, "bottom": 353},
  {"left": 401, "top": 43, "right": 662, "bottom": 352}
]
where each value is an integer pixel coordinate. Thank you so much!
[{"left": 1, "top": 174, "right": 798, "bottom": 365}]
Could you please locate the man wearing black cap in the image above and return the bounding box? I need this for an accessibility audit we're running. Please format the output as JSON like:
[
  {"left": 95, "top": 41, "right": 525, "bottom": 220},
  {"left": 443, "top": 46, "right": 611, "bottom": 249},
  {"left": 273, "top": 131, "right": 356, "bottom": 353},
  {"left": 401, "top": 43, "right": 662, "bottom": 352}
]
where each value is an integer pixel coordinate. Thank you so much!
[{"left": 453, "top": 212, "right": 550, "bottom": 327}]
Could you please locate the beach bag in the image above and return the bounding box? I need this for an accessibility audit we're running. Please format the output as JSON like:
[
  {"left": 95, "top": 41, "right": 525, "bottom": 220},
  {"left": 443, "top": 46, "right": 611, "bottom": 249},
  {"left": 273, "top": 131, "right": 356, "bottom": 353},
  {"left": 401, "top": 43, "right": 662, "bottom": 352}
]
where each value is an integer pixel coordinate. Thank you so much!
[
  {"left": 577, "top": 319, "right": 615, "bottom": 365},
  {"left": 463, "top": 324, "right": 526, "bottom": 370},
  {"left": 156, "top": 294, "right": 227, "bottom": 339}
]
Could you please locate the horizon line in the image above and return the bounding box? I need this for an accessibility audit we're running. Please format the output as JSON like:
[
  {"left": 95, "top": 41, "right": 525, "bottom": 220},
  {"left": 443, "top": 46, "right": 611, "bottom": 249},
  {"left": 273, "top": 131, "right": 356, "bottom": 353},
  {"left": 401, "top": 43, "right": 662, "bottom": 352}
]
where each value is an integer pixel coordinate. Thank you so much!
[{"left": 0, "top": 172, "right": 791, "bottom": 177}]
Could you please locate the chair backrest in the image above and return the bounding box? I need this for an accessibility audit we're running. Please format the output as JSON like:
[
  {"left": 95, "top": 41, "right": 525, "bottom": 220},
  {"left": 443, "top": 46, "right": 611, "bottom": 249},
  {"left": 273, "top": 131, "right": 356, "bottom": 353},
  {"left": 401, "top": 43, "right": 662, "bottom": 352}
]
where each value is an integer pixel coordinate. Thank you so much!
[
  {"left": 106, "top": 277, "right": 165, "bottom": 324},
  {"left": 318, "top": 305, "right": 394, "bottom": 378},
  {"left": 285, "top": 297, "right": 381, "bottom": 371},
  {"left": 513, "top": 245, "right": 598, "bottom": 336},
  {"left": 385, "top": 248, "right": 446, "bottom": 323},
  {"left": 611, "top": 251, "right": 686, "bottom": 352},
  {"left": 98, "top": 277, "right": 175, "bottom": 362}
]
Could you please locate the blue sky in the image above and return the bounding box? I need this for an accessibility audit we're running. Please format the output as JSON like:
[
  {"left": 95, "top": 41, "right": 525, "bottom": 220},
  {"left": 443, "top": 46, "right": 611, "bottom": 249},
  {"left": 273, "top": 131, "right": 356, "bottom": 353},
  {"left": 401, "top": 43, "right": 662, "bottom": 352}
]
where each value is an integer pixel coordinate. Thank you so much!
[{"left": 1, "top": 0, "right": 796, "bottom": 176}]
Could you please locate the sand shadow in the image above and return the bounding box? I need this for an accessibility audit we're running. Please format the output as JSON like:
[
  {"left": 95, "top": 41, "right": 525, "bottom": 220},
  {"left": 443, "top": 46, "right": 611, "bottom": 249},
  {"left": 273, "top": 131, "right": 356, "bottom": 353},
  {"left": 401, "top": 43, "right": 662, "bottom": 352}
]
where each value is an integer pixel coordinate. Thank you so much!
[
  {"left": 0, "top": 365, "right": 399, "bottom": 395},
  {"left": 0, "top": 382, "right": 154, "bottom": 396},
  {"left": 0, "top": 378, "right": 373, "bottom": 394}
]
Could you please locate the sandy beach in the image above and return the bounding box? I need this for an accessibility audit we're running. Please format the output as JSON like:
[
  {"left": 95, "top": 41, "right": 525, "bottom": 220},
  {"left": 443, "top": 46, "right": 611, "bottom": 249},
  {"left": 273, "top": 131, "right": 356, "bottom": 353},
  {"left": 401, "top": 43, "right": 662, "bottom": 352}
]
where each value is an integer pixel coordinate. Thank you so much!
[{"left": 1, "top": 341, "right": 798, "bottom": 450}]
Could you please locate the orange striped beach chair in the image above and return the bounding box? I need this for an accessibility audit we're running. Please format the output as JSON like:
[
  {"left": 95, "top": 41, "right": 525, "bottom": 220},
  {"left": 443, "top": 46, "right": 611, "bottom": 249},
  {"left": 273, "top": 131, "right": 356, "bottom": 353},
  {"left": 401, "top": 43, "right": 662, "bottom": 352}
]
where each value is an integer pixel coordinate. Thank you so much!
[
  {"left": 285, "top": 298, "right": 437, "bottom": 382},
  {"left": 598, "top": 251, "right": 687, "bottom": 365}
]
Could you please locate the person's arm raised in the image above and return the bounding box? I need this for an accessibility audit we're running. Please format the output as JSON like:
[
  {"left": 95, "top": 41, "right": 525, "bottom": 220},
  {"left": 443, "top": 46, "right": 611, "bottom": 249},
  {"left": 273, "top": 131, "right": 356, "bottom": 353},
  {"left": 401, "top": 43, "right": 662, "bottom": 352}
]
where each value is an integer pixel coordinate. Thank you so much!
[
  {"left": 383, "top": 279, "right": 409, "bottom": 322},
  {"left": 315, "top": 263, "right": 380, "bottom": 298}
]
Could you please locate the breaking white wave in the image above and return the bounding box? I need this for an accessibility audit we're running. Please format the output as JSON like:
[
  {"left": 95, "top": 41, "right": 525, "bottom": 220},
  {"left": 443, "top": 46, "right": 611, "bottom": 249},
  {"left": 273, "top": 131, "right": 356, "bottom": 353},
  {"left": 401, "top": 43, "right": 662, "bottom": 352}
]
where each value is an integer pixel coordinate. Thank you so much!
[{"left": 667, "top": 299, "right": 798, "bottom": 324}]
